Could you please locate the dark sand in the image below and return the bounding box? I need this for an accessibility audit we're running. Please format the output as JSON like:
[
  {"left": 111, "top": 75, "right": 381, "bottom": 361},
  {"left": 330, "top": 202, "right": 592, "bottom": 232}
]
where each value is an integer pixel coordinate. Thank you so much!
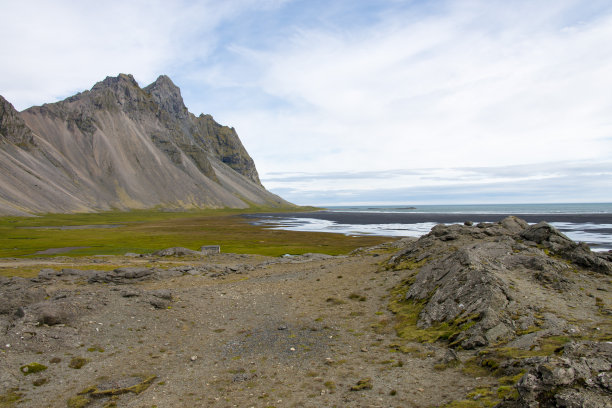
[{"left": 245, "top": 211, "right": 612, "bottom": 235}]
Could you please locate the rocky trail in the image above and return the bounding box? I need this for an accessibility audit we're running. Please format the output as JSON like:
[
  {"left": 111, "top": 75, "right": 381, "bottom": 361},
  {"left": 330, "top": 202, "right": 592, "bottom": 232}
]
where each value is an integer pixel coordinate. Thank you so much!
[{"left": 1, "top": 217, "right": 611, "bottom": 407}]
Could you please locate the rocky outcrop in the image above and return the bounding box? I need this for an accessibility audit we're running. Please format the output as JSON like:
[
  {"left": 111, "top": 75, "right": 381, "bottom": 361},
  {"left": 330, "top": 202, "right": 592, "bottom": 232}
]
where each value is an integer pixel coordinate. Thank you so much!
[
  {"left": 387, "top": 217, "right": 611, "bottom": 350},
  {"left": 387, "top": 217, "right": 612, "bottom": 406},
  {"left": 0, "top": 74, "right": 289, "bottom": 215},
  {"left": 514, "top": 341, "right": 612, "bottom": 408},
  {"left": 521, "top": 221, "right": 611, "bottom": 274}
]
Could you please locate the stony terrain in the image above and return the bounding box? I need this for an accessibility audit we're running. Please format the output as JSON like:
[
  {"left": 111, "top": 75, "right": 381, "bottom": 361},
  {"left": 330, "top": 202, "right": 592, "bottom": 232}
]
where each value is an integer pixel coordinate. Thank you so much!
[
  {"left": 0, "top": 74, "right": 288, "bottom": 216},
  {"left": 0, "top": 217, "right": 610, "bottom": 407}
]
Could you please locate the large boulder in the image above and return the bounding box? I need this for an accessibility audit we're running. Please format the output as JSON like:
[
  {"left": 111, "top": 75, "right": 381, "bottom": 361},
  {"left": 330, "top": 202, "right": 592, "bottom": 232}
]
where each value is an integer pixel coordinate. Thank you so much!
[{"left": 520, "top": 222, "right": 611, "bottom": 274}]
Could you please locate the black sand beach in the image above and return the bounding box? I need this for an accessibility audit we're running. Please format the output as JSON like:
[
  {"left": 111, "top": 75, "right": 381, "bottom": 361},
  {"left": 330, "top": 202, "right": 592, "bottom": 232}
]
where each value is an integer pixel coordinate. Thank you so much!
[
  {"left": 245, "top": 212, "right": 612, "bottom": 250},
  {"left": 247, "top": 211, "right": 612, "bottom": 229}
]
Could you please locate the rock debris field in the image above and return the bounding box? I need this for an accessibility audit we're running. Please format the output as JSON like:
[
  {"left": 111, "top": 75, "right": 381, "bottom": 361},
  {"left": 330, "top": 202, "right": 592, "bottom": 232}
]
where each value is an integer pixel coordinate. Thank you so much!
[{"left": 1, "top": 217, "right": 611, "bottom": 407}]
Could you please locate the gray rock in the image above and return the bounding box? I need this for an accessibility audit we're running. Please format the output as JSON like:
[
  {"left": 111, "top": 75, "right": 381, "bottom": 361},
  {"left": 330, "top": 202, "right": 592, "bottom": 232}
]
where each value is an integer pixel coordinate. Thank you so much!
[
  {"left": 520, "top": 222, "right": 611, "bottom": 274},
  {"left": 387, "top": 217, "right": 612, "bottom": 351},
  {"left": 149, "top": 298, "right": 170, "bottom": 309},
  {"left": 0, "top": 277, "right": 47, "bottom": 315},
  {"left": 29, "top": 301, "right": 77, "bottom": 326},
  {"left": 485, "top": 323, "right": 513, "bottom": 344},
  {"left": 566, "top": 243, "right": 612, "bottom": 274},
  {"left": 61, "top": 268, "right": 101, "bottom": 278},
  {"left": 520, "top": 222, "right": 573, "bottom": 251},
  {"left": 114, "top": 267, "right": 154, "bottom": 278},
  {"left": 461, "top": 335, "right": 487, "bottom": 350},
  {"left": 514, "top": 341, "right": 612, "bottom": 407},
  {"left": 499, "top": 216, "right": 529, "bottom": 234},
  {"left": 150, "top": 289, "right": 172, "bottom": 300},
  {"left": 516, "top": 315, "right": 536, "bottom": 331},
  {"left": 597, "top": 372, "right": 611, "bottom": 391},
  {"left": 438, "top": 348, "right": 459, "bottom": 365},
  {"left": 232, "top": 373, "right": 256, "bottom": 383},
  {"left": 120, "top": 289, "right": 140, "bottom": 298},
  {"left": 38, "top": 268, "right": 61, "bottom": 280},
  {"left": 89, "top": 267, "right": 155, "bottom": 284},
  {"left": 506, "top": 332, "right": 541, "bottom": 350}
]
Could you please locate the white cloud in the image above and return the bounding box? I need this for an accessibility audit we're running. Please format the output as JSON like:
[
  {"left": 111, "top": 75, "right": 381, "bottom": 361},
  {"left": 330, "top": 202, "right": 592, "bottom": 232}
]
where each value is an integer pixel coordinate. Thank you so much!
[
  {"left": 1, "top": 0, "right": 611, "bottom": 205},
  {"left": 0, "top": 0, "right": 288, "bottom": 110},
  {"left": 263, "top": 160, "right": 612, "bottom": 206},
  {"left": 215, "top": 0, "right": 612, "bottom": 184}
]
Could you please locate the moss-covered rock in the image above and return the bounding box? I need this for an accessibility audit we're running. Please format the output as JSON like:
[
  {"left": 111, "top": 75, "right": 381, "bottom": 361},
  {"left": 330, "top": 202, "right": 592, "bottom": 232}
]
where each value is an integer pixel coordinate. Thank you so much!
[
  {"left": 68, "top": 357, "right": 89, "bottom": 369},
  {"left": 20, "top": 362, "right": 47, "bottom": 375},
  {"left": 66, "top": 395, "right": 91, "bottom": 408}
]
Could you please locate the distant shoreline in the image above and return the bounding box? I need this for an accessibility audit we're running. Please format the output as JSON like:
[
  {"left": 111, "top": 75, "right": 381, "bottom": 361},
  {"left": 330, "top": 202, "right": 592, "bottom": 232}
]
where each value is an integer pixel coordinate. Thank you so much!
[
  {"left": 246, "top": 211, "right": 612, "bottom": 226},
  {"left": 244, "top": 211, "right": 612, "bottom": 251}
]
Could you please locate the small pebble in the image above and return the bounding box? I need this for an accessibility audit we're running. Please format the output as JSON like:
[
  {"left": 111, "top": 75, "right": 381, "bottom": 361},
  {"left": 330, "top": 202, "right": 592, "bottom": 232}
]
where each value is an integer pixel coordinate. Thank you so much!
[
  {"left": 190, "top": 355, "right": 198, "bottom": 361},
  {"left": 289, "top": 347, "right": 296, "bottom": 351}
]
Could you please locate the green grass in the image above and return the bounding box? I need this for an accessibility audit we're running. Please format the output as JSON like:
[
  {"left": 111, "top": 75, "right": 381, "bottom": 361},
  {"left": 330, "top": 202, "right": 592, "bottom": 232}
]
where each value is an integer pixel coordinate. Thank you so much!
[{"left": 0, "top": 208, "right": 391, "bottom": 259}]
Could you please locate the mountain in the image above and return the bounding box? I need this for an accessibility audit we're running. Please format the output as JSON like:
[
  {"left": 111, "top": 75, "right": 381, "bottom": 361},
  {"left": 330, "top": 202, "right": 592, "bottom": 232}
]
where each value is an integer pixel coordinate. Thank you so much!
[{"left": 0, "top": 74, "right": 290, "bottom": 216}]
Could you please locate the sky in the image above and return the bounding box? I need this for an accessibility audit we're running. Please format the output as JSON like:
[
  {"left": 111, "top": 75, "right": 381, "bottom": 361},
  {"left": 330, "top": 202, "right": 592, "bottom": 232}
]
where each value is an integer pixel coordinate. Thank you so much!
[{"left": 1, "top": 0, "right": 612, "bottom": 206}]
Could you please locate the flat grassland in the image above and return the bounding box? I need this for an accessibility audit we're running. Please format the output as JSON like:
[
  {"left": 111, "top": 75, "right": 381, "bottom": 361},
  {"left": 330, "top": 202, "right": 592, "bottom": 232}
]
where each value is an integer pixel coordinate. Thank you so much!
[{"left": 0, "top": 208, "right": 390, "bottom": 266}]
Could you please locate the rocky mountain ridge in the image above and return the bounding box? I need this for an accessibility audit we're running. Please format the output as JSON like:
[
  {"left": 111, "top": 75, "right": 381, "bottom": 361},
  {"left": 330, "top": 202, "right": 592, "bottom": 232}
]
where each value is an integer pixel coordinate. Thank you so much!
[{"left": 0, "top": 74, "right": 288, "bottom": 215}]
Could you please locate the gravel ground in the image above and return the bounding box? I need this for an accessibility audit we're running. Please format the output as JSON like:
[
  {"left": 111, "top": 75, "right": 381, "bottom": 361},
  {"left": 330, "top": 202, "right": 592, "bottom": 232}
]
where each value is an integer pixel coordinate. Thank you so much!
[{"left": 0, "top": 246, "right": 488, "bottom": 408}]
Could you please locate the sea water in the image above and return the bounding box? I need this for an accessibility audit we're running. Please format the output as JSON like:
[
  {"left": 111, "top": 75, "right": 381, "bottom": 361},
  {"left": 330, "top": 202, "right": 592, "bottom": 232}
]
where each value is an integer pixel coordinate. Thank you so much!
[
  {"left": 253, "top": 203, "right": 612, "bottom": 251},
  {"left": 326, "top": 203, "right": 612, "bottom": 214}
]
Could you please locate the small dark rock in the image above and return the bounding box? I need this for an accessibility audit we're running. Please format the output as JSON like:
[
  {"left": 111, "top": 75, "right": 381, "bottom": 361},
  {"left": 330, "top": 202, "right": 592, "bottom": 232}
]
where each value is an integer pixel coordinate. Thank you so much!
[
  {"left": 120, "top": 289, "right": 140, "bottom": 298},
  {"left": 233, "top": 373, "right": 256, "bottom": 383},
  {"left": 150, "top": 289, "right": 172, "bottom": 300},
  {"left": 149, "top": 298, "right": 170, "bottom": 309},
  {"left": 14, "top": 307, "right": 25, "bottom": 318},
  {"left": 29, "top": 301, "right": 76, "bottom": 326}
]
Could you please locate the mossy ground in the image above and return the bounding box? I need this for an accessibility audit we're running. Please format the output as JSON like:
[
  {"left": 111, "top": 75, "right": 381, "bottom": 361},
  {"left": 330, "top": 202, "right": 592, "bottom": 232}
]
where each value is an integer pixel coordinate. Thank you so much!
[
  {"left": 387, "top": 275, "right": 480, "bottom": 344},
  {"left": 0, "top": 208, "right": 390, "bottom": 275},
  {"left": 0, "top": 389, "right": 22, "bottom": 407}
]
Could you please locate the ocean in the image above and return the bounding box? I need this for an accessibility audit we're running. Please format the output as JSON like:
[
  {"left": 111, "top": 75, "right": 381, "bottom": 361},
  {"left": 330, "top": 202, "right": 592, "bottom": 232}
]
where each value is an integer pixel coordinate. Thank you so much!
[{"left": 248, "top": 203, "right": 612, "bottom": 251}]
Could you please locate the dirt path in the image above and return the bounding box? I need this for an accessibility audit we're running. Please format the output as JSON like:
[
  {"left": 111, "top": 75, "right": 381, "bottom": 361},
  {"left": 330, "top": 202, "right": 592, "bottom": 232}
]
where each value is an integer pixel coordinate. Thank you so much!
[{"left": 0, "top": 249, "right": 488, "bottom": 407}]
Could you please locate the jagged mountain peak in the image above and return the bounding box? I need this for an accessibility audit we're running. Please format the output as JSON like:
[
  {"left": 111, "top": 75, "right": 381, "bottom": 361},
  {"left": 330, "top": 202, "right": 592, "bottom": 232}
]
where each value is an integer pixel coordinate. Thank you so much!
[
  {"left": 91, "top": 73, "right": 139, "bottom": 92},
  {"left": 148, "top": 74, "right": 177, "bottom": 90},
  {"left": 0, "top": 74, "right": 289, "bottom": 215},
  {"left": 144, "top": 75, "right": 188, "bottom": 118}
]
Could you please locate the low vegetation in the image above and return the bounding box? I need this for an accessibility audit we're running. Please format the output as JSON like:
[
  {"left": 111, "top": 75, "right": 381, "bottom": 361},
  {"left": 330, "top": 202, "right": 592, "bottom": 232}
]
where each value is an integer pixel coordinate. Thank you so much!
[{"left": 0, "top": 208, "right": 390, "bottom": 261}]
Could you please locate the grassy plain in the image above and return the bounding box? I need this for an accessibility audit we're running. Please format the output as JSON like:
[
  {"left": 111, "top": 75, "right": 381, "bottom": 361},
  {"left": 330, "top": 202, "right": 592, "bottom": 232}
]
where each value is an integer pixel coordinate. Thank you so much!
[{"left": 0, "top": 208, "right": 391, "bottom": 259}]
